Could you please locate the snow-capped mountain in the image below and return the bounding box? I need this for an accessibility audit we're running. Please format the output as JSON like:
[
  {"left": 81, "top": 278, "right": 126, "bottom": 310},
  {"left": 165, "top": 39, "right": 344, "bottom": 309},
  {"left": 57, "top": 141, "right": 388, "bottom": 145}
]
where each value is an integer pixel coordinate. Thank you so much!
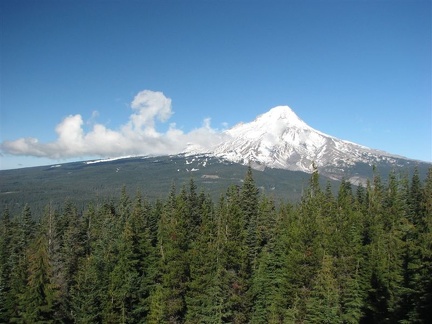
[
  {"left": 188, "top": 106, "right": 416, "bottom": 181},
  {"left": 80, "top": 106, "right": 426, "bottom": 183}
]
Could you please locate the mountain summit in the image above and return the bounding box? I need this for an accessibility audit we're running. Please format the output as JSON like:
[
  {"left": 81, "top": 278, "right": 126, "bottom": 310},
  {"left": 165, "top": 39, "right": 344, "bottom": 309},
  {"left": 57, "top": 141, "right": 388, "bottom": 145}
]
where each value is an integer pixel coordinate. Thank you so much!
[
  {"left": 251, "top": 105, "right": 309, "bottom": 129},
  {"left": 188, "top": 106, "right": 419, "bottom": 182}
]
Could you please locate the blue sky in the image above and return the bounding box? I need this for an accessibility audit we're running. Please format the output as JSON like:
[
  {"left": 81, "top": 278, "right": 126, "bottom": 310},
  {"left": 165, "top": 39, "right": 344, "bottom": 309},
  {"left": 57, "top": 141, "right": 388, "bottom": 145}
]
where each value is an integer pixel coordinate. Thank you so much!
[{"left": 0, "top": 0, "right": 431, "bottom": 170}]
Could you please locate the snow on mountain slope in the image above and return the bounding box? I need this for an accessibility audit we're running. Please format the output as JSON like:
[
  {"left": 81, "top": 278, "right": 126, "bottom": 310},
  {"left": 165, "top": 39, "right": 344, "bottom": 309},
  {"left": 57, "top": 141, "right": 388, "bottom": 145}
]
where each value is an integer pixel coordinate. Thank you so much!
[
  {"left": 85, "top": 106, "right": 416, "bottom": 181},
  {"left": 201, "top": 106, "right": 401, "bottom": 175}
]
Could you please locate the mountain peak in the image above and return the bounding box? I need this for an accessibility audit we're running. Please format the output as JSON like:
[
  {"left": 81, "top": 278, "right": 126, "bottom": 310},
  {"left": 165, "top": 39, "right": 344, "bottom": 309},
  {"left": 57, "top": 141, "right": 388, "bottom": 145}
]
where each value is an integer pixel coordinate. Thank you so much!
[
  {"left": 255, "top": 105, "right": 309, "bottom": 129},
  {"left": 184, "top": 105, "right": 417, "bottom": 182},
  {"left": 263, "top": 105, "right": 297, "bottom": 118},
  {"left": 208, "top": 105, "right": 403, "bottom": 177}
]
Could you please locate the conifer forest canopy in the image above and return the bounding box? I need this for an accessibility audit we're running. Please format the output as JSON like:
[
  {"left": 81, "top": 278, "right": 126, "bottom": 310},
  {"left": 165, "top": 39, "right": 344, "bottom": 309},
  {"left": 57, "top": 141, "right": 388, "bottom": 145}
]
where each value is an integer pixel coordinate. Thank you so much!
[{"left": 0, "top": 166, "right": 431, "bottom": 323}]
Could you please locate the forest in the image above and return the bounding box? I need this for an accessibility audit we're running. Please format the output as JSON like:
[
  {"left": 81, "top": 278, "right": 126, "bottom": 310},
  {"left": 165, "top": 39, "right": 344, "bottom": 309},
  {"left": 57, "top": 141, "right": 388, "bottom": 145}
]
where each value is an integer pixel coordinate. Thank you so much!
[{"left": 0, "top": 166, "right": 431, "bottom": 323}]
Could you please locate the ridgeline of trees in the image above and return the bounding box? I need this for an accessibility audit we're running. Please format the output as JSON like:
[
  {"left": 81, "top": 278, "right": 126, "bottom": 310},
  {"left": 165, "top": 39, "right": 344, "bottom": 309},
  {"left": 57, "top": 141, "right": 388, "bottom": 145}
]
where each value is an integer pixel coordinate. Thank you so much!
[{"left": 0, "top": 166, "right": 431, "bottom": 323}]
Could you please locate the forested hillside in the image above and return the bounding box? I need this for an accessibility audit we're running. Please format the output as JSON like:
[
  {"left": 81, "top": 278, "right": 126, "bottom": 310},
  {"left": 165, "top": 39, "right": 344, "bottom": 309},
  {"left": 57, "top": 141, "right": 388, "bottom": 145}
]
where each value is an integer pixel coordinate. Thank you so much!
[{"left": 0, "top": 166, "right": 431, "bottom": 323}]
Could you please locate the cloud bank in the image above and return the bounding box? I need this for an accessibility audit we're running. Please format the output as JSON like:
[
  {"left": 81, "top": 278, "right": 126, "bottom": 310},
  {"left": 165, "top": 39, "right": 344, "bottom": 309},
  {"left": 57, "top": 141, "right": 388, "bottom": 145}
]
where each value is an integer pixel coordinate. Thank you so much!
[{"left": 1, "top": 90, "right": 226, "bottom": 159}]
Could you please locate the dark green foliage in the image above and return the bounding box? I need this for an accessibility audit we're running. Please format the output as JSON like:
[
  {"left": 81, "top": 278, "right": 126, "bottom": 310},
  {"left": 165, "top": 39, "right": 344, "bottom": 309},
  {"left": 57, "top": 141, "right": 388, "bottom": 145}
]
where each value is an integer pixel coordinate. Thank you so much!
[
  {"left": 185, "top": 195, "right": 222, "bottom": 323},
  {"left": 304, "top": 255, "right": 341, "bottom": 323},
  {"left": 0, "top": 208, "right": 13, "bottom": 322},
  {"left": 1, "top": 167, "right": 431, "bottom": 323},
  {"left": 218, "top": 185, "right": 250, "bottom": 323},
  {"left": 22, "top": 239, "right": 58, "bottom": 322},
  {"left": 70, "top": 254, "right": 104, "bottom": 322},
  {"left": 0, "top": 155, "right": 324, "bottom": 217},
  {"left": 413, "top": 168, "right": 432, "bottom": 322}
]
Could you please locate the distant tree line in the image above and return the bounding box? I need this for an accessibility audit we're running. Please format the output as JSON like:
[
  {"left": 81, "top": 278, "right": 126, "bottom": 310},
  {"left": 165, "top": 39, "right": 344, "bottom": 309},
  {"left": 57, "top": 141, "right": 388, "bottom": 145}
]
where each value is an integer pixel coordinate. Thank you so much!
[{"left": 0, "top": 166, "right": 431, "bottom": 323}]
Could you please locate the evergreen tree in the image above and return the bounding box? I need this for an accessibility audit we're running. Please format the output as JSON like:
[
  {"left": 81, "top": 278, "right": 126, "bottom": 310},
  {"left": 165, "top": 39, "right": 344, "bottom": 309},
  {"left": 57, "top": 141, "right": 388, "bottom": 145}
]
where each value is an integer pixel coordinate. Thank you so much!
[
  {"left": 156, "top": 184, "right": 190, "bottom": 323},
  {"left": 241, "top": 165, "right": 260, "bottom": 272},
  {"left": 147, "top": 283, "right": 164, "bottom": 323},
  {"left": 297, "top": 167, "right": 325, "bottom": 292},
  {"left": 185, "top": 195, "right": 223, "bottom": 323},
  {"left": 0, "top": 208, "right": 13, "bottom": 321},
  {"left": 187, "top": 178, "right": 201, "bottom": 239},
  {"left": 333, "top": 180, "right": 365, "bottom": 323},
  {"left": 219, "top": 185, "right": 249, "bottom": 323},
  {"left": 3, "top": 162, "right": 431, "bottom": 324},
  {"left": 129, "top": 193, "right": 158, "bottom": 321},
  {"left": 71, "top": 254, "right": 104, "bottom": 323},
  {"left": 255, "top": 196, "right": 277, "bottom": 254},
  {"left": 118, "top": 185, "right": 131, "bottom": 225},
  {"left": 408, "top": 167, "right": 424, "bottom": 226},
  {"left": 383, "top": 171, "right": 406, "bottom": 320},
  {"left": 6, "top": 204, "right": 35, "bottom": 321},
  {"left": 106, "top": 220, "right": 140, "bottom": 323},
  {"left": 249, "top": 207, "right": 288, "bottom": 324},
  {"left": 361, "top": 172, "right": 388, "bottom": 322},
  {"left": 413, "top": 168, "right": 432, "bottom": 321},
  {"left": 250, "top": 246, "right": 274, "bottom": 324},
  {"left": 59, "top": 204, "right": 87, "bottom": 320},
  {"left": 20, "top": 204, "right": 34, "bottom": 242},
  {"left": 71, "top": 201, "right": 120, "bottom": 323},
  {"left": 20, "top": 232, "right": 59, "bottom": 322},
  {"left": 304, "top": 255, "right": 341, "bottom": 323}
]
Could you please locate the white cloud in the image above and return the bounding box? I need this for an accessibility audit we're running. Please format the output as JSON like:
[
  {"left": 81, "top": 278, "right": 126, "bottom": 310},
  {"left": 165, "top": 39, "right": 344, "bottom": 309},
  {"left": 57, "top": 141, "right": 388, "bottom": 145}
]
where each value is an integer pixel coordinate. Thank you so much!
[
  {"left": 0, "top": 90, "right": 226, "bottom": 159},
  {"left": 127, "top": 90, "right": 173, "bottom": 136}
]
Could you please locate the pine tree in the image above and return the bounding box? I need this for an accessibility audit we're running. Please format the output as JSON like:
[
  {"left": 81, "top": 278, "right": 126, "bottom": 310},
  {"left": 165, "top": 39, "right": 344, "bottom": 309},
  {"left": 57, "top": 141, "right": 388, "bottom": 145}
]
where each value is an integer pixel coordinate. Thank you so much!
[
  {"left": 332, "top": 180, "right": 365, "bottom": 323},
  {"left": 59, "top": 204, "right": 87, "bottom": 320},
  {"left": 106, "top": 220, "right": 140, "bottom": 323},
  {"left": 129, "top": 193, "right": 158, "bottom": 321},
  {"left": 241, "top": 166, "right": 260, "bottom": 273},
  {"left": 185, "top": 195, "right": 223, "bottom": 323},
  {"left": 6, "top": 204, "right": 36, "bottom": 321},
  {"left": 156, "top": 184, "right": 190, "bottom": 323},
  {"left": 70, "top": 201, "right": 119, "bottom": 323},
  {"left": 361, "top": 170, "right": 411, "bottom": 322},
  {"left": 147, "top": 283, "right": 164, "bottom": 323},
  {"left": 255, "top": 195, "right": 277, "bottom": 254},
  {"left": 217, "top": 185, "right": 249, "bottom": 323},
  {"left": 118, "top": 185, "right": 131, "bottom": 225},
  {"left": 20, "top": 232, "right": 59, "bottom": 323},
  {"left": 0, "top": 208, "right": 13, "bottom": 321},
  {"left": 361, "top": 172, "right": 387, "bottom": 322},
  {"left": 250, "top": 246, "right": 273, "bottom": 324},
  {"left": 71, "top": 254, "right": 104, "bottom": 323},
  {"left": 383, "top": 171, "right": 406, "bottom": 320},
  {"left": 250, "top": 235, "right": 287, "bottom": 323},
  {"left": 41, "top": 204, "right": 67, "bottom": 321},
  {"left": 297, "top": 167, "right": 325, "bottom": 292},
  {"left": 20, "top": 204, "right": 34, "bottom": 238},
  {"left": 187, "top": 178, "right": 201, "bottom": 239},
  {"left": 408, "top": 167, "right": 423, "bottom": 226},
  {"left": 4, "top": 159, "right": 431, "bottom": 323},
  {"left": 413, "top": 167, "right": 432, "bottom": 322},
  {"left": 304, "top": 255, "right": 341, "bottom": 323}
]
